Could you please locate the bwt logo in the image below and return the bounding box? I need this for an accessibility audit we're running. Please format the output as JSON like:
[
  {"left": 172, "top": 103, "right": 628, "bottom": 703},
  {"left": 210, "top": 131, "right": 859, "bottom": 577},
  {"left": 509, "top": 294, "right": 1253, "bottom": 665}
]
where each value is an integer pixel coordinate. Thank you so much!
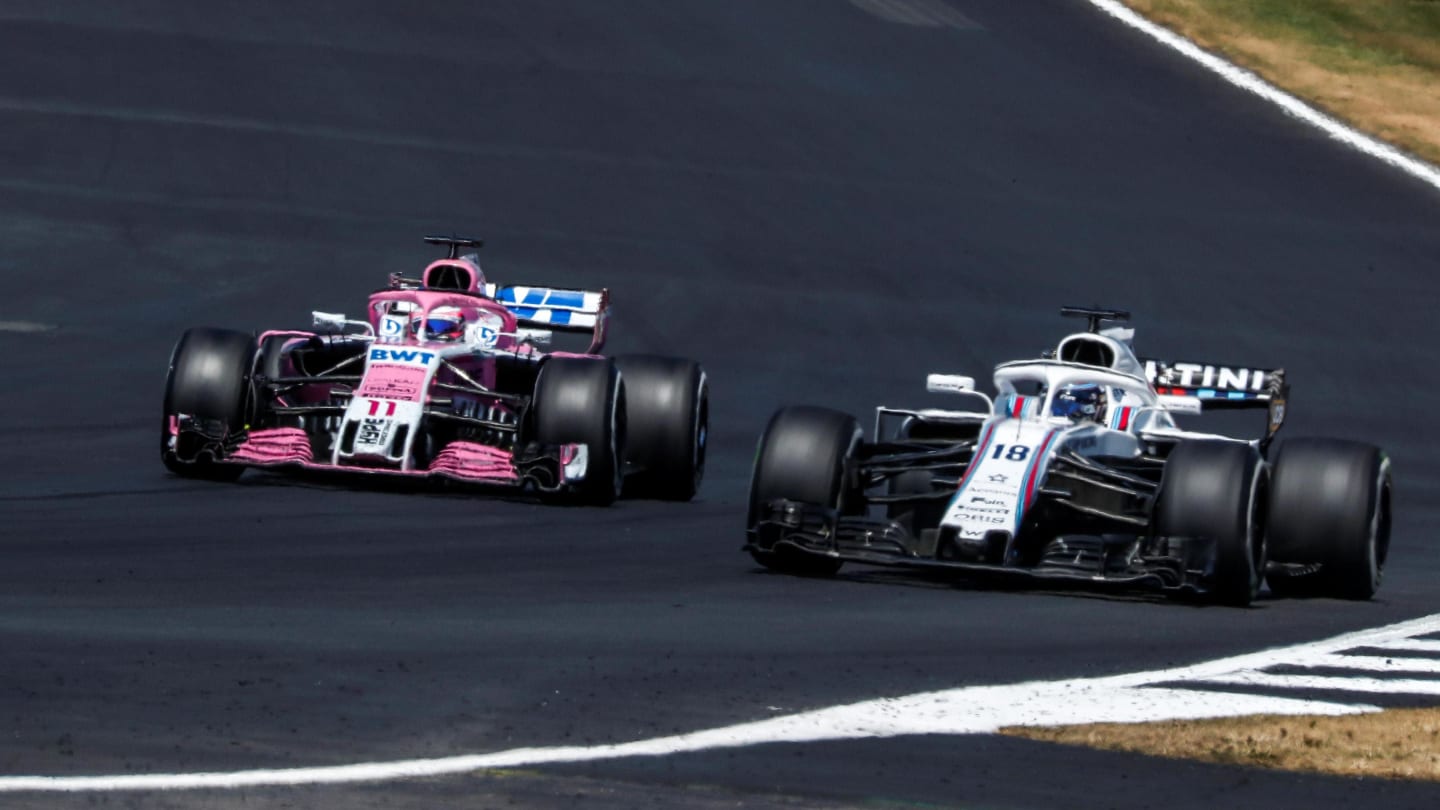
[{"left": 369, "top": 348, "right": 436, "bottom": 365}]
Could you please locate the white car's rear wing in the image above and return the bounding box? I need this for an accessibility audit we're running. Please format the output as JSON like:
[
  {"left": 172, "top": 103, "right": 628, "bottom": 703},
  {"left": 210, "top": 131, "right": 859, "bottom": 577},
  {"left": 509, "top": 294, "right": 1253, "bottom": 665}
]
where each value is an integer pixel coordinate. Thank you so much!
[
  {"left": 1142, "top": 358, "right": 1283, "bottom": 407},
  {"left": 1143, "top": 358, "right": 1288, "bottom": 449}
]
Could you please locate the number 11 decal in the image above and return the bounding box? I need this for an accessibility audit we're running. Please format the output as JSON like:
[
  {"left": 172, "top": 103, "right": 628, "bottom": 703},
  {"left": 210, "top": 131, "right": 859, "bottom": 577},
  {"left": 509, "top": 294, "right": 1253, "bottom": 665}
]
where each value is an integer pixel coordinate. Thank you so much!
[{"left": 366, "top": 400, "right": 397, "bottom": 417}]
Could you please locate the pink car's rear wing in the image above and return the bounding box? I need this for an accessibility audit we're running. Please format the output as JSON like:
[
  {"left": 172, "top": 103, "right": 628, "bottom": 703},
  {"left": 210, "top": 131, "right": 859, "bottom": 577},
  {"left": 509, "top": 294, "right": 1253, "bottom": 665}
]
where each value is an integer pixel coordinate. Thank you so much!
[{"left": 487, "top": 284, "right": 609, "bottom": 352}]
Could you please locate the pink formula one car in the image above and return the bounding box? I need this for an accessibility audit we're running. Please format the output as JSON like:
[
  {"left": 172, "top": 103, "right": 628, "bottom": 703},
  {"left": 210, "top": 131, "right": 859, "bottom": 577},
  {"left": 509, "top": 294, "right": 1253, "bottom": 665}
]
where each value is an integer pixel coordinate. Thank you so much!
[{"left": 161, "top": 236, "right": 708, "bottom": 505}]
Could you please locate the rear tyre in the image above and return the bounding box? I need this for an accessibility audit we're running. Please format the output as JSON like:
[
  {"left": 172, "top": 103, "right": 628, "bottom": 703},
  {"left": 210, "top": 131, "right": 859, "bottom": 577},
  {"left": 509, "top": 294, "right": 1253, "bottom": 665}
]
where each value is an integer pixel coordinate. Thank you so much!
[
  {"left": 614, "top": 355, "right": 707, "bottom": 501},
  {"left": 1266, "top": 439, "right": 1391, "bottom": 600},
  {"left": 161, "top": 327, "right": 257, "bottom": 481},
  {"left": 1155, "top": 441, "right": 1267, "bottom": 606},
  {"left": 533, "top": 358, "right": 626, "bottom": 506},
  {"left": 747, "top": 406, "right": 862, "bottom": 577}
]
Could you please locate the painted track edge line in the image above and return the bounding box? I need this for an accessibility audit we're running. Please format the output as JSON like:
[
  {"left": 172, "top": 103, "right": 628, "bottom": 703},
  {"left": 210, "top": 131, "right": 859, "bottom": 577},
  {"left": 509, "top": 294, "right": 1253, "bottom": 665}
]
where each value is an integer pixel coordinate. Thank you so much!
[
  {"left": 10, "top": 613, "right": 1440, "bottom": 793},
  {"left": 1080, "top": 0, "right": 1440, "bottom": 192}
]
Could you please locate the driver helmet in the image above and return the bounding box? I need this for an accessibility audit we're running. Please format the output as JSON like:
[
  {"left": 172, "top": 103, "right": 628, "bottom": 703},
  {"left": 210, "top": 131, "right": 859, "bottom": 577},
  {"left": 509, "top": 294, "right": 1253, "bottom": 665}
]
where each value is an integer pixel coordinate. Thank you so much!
[
  {"left": 411, "top": 305, "right": 466, "bottom": 342},
  {"left": 1052, "top": 383, "right": 1106, "bottom": 424}
]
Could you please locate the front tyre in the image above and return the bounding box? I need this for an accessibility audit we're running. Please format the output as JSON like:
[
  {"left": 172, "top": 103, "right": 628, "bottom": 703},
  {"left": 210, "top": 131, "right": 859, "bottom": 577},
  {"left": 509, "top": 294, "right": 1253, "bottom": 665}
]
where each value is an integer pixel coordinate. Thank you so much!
[
  {"left": 1266, "top": 439, "right": 1391, "bottom": 600},
  {"left": 1155, "top": 441, "right": 1267, "bottom": 606},
  {"left": 747, "top": 406, "right": 862, "bottom": 577},
  {"left": 614, "top": 355, "right": 708, "bottom": 501},
  {"left": 161, "top": 327, "right": 256, "bottom": 481},
  {"left": 532, "top": 357, "right": 626, "bottom": 506}
]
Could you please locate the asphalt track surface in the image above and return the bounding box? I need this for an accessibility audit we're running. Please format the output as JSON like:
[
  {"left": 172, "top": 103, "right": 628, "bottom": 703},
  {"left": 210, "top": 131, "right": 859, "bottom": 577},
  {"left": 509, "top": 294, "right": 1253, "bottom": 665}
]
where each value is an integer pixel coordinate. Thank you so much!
[{"left": 3, "top": 1, "right": 1439, "bottom": 807}]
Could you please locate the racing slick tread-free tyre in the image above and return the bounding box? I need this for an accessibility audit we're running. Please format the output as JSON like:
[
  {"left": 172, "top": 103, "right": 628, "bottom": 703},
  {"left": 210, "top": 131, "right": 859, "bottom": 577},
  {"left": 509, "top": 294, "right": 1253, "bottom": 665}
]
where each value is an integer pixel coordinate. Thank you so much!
[
  {"left": 1155, "top": 441, "right": 1267, "bottom": 607},
  {"left": 614, "top": 355, "right": 708, "bottom": 502},
  {"left": 1266, "top": 439, "right": 1391, "bottom": 600},
  {"left": 533, "top": 357, "right": 626, "bottom": 506},
  {"left": 747, "top": 406, "right": 863, "bottom": 577},
  {"left": 161, "top": 327, "right": 257, "bottom": 481}
]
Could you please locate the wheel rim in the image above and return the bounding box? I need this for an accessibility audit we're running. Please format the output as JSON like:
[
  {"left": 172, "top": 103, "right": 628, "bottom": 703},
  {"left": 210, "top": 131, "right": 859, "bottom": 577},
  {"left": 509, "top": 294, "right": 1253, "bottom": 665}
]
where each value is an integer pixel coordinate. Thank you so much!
[
  {"left": 1247, "top": 464, "right": 1268, "bottom": 596},
  {"left": 691, "top": 383, "right": 708, "bottom": 490},
  {"left": 609, "top": 383, "right": 626, "bottom": 496},
  {"left": 1367, "top": 459, "right": 1392, "bottom": 590}
]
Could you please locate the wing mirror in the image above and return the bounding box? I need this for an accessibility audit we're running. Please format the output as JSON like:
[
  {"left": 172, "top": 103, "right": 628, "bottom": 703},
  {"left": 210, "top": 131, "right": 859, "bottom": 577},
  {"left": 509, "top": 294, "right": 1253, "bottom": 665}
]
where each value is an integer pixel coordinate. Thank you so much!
[
  {"left": 515, "top": 328, "right": 553, "bottom": 346},
  {"left": 1156, "top": 394, "right": 1203, "bottom": 415},
  {"left": 926, "top": 374, "right": 976, "bottom": 394},
  {"left": 312, "top": 311, "right": 374, "bottom": 336},
  {"left": 312, "top": 311, "right": 347, "bottom": 329}
]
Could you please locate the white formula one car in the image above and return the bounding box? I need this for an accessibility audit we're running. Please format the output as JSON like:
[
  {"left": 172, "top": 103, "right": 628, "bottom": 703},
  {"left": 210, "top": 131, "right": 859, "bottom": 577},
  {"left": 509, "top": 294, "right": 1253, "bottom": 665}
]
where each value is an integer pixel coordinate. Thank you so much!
[{"left": 746, "top": 307, "right": 1391, "bottom": 605}]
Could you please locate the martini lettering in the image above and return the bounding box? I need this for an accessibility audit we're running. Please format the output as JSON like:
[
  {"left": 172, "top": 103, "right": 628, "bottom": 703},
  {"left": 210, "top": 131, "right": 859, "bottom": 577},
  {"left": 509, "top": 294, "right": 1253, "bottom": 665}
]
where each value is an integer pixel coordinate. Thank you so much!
[{"left": 1144, "top": 360, "right": 1267, "bottom": 391}]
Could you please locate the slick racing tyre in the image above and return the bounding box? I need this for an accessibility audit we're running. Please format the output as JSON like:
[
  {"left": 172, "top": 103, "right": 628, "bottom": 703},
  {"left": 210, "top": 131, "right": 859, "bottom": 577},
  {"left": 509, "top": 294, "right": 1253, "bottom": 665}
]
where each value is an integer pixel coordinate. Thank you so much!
[
  {"left": 615, "top": 355, "right": 707, "bottom": 502},
  {"left": 533, "top": 357, "right": 626, "bottom": 506},
  {"left": 161, "top": 327, "right": 257, "bottom": 481},
  {"left": 1155, "top": 441, "right": 1267, "bottom": 606},
  {"left": 747, "top": 406, "right": 862, "bottom": 577},
  {"left": 1266, "top": 439, "right": 1392, "bottom": 600}
]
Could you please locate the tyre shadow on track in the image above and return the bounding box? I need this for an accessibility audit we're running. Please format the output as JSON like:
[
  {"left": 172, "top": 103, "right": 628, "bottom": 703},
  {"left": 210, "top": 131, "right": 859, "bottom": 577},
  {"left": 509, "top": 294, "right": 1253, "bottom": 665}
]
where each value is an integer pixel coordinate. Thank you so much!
[
  {"left": 744, "top": 564, "right": 1271, "bottom": 609},
  {"left": 230, "top": 467, "right": 563, "bottom": 507}
]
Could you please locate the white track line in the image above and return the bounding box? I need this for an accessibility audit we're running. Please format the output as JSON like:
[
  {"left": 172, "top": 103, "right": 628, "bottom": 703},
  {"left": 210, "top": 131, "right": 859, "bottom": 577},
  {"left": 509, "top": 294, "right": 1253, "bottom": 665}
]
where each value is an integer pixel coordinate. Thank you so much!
[
  {"left": 1373, "top": 639, "right": 1440, "bottom": 654},
  {"left": 1198, "top": 673, "right": 1440, "bottom": 697},
  {"left": 0, "top": 688, "right": 1371, "bottom": 793},
  {"left": 1311, "top": 653, "right": 1440, "bottom": 675},
  {"left": 10, "top": 614, "right": 1440, "bottom": 793},
  {"left": 1081, "top": 0, "right": 1440, "bottom": 192}
]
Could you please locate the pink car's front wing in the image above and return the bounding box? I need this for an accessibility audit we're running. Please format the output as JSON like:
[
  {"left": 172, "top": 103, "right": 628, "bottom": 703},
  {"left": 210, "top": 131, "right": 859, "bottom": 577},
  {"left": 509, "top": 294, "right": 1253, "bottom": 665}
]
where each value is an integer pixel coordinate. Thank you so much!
[{"left": 226, "top": 427, "right": 577, "bottom": 487}]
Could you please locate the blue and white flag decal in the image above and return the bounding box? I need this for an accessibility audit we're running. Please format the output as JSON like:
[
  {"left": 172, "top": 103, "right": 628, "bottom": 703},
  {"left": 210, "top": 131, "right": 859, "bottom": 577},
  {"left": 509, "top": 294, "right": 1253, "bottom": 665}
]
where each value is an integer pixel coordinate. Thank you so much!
[{"left": 493, "top": 286, "right": 603, "bottom": 329}]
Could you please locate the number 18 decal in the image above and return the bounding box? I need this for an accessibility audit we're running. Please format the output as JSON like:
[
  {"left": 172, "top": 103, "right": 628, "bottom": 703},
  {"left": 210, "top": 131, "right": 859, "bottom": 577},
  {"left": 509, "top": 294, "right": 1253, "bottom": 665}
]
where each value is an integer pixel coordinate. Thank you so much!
[{"left": 991, "top": 443, "right": 1031, "bottom": 462}]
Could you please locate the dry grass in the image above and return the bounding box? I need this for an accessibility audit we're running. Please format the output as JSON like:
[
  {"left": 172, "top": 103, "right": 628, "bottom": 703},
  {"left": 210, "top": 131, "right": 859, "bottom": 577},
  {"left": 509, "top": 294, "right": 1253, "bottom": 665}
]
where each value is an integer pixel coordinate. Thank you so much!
[
  {"left": 1124, "top": 0, "right": 1440, "bottom": 164},
  {"left": 1002, "top": 707, "right": 1440, "bottom": 780}
]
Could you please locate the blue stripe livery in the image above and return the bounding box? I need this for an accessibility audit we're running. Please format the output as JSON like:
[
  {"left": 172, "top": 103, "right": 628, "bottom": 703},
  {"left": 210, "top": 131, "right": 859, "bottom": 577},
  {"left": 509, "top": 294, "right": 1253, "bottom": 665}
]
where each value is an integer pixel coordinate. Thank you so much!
[
  {"left": 545, "top": 290, "right": 585, "bottom": 308},
  {"left": 498, "top": 288, "right": 588, "bottom": 310},
  {"left": 1195, "top": 388, "right": 1257, "bottom": 401},
  {"left": 508, "top": 306, "right": 573, "bottom": 325}
]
